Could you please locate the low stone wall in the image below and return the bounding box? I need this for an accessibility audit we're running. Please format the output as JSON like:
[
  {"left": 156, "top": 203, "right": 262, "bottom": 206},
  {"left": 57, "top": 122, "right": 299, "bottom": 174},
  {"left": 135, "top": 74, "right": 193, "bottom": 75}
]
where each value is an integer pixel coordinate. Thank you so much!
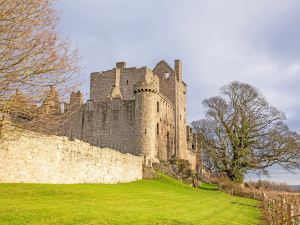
[{"left": 0, "top": 125, "right": 143, "bottom": 184}]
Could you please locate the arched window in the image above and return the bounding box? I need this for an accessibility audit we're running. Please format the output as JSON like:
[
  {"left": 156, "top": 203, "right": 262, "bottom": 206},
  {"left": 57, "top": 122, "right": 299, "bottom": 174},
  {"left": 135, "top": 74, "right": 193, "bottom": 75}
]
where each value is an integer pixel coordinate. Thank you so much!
[
  {"left": 126, "top": 80, "right": 129, "bottom": 85},
  {"left": 157, "top": 123, "right": 159, "bottom": 135},
  {"left": 157, "top": 101, "right": 159, "bottom": 112}
]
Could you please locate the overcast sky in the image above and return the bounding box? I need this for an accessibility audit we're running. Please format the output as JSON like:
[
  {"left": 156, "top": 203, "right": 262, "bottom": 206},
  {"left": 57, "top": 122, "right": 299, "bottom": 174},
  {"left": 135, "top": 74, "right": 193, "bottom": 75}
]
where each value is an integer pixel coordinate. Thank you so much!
[{"left": 57, "top": 0, "right": 300, "bottom": 184}]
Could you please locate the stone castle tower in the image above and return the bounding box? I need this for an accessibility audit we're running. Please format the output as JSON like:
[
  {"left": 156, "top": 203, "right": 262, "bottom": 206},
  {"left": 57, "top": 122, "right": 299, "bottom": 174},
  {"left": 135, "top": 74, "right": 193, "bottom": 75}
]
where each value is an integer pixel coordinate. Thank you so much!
[{"left": 59, "top": 60, "right": 200, "bottom": 169}]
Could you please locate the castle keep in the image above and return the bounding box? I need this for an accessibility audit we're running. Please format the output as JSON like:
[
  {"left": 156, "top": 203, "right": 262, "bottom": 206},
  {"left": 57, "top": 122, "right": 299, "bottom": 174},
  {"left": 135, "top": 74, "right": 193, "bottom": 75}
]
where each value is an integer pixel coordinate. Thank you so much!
[{"left": 60, "top": 60, "right": 200, "bottom": 169}]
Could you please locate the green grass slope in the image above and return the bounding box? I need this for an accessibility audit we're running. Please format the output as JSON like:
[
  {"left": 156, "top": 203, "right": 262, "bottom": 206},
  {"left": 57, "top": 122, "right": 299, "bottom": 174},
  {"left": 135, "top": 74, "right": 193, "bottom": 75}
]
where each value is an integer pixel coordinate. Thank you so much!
[{"left": 0, "top": 175, "right": 262, "bottom": 225}]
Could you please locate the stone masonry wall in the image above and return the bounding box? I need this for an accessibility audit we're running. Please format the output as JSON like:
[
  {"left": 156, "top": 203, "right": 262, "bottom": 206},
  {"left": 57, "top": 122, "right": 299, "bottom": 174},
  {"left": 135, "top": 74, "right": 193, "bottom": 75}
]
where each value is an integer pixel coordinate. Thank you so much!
[
  {"left": 61, "top": 99, "right": 137, "bottom": 155},
  {"left": 120, "top": 67, "right": 149, "bottom": 100},
  {"left": 90, "top": 69, "right": 115, "bottom": 101},
  {"left": 90, "top": 65, "right": 149, "bottom": 102},
  {"left": 175, "top": 64, "right": 188, "bottom": 160},
  {"left": 0, "top": 125, "right": 143, "bottom": 184},
  {"left": 156, "top": 93, "right": 176, "bottom": 161},
  {"left": 153, "top": 60, "right": 177, "bottom": 105},
  {"left": 186, "top": 150, "right": 197, "bottom": 170}
]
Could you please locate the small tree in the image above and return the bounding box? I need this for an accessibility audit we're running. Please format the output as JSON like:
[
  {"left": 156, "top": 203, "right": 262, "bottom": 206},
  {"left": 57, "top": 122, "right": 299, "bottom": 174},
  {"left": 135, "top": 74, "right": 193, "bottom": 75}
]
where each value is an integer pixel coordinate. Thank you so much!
[{"left": 192, "top": 81, "right": 300, "bottom": 183}]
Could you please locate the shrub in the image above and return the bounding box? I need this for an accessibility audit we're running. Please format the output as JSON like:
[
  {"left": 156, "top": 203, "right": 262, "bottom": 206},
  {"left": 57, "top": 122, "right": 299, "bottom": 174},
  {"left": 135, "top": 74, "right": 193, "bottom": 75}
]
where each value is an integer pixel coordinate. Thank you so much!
[
  {"left": 245, "top": 180, "right": 292, "bottom": 192},
  {"left": 207, "top": 176, "right": 300, "bottom": 224},
  {"left": 263, "top": 192, "right": 300, "bottom": 225}
]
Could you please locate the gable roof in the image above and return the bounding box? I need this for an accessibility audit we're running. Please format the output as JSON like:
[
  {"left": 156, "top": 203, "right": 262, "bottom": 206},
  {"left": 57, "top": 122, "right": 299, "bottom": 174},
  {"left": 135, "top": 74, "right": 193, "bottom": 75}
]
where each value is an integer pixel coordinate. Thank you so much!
[{"left": 153, "top": 60, "right": 174, "bottom": 72}]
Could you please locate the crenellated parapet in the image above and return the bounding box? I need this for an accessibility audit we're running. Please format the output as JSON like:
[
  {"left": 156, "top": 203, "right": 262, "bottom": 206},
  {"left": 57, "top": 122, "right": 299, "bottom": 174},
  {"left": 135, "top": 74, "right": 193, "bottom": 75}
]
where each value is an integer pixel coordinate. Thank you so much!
[{"left": 133, "top": 81, "right": 158, "bottom": 94}]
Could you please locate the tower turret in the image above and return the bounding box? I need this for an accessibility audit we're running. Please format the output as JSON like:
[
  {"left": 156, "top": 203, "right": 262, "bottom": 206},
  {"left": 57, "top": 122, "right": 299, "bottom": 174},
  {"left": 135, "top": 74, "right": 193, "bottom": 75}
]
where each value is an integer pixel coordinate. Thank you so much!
[{"left": 133, "top": 80, "right": 159, "bottom": 165}]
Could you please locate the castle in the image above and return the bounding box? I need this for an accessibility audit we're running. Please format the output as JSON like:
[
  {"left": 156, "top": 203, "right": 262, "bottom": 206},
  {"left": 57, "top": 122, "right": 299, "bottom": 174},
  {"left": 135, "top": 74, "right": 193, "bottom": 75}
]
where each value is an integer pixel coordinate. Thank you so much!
[{"left": 57, "top": 60, "right": 200, "bottom": 170}]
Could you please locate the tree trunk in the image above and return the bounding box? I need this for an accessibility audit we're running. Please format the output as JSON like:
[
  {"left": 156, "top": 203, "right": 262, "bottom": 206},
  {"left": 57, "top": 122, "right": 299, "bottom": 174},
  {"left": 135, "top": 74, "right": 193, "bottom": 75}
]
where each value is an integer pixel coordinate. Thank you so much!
[{"left": 227, "top": 170, "right": 244, "bottom": 183}]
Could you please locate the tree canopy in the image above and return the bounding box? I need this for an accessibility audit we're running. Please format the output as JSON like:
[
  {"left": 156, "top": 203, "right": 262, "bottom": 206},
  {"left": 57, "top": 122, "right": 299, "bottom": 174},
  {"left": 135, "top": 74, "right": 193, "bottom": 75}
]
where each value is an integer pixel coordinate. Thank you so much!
[{"left": 192, "top": 81, "right": 300, "bottom": 183}]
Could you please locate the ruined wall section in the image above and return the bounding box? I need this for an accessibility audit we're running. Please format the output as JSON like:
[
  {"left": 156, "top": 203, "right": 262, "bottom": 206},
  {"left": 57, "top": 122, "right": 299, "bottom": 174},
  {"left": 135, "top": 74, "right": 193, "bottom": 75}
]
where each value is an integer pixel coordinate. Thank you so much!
[
  {"left": 186, "top": 126, "right": 196, "bottom": 151},
  {"left": 0, "top": 125, "right": 143, "bottom": 184},
  {"left": 186, "top": 126, "right": 201, "bottom": 170}
]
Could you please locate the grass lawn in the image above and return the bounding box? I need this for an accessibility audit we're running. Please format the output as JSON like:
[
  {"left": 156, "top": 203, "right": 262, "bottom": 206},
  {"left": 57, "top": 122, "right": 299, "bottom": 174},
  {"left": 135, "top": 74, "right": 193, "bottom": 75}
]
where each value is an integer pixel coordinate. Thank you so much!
[{"left": 0, "top": 175, "right": 262, "bottom": 225}]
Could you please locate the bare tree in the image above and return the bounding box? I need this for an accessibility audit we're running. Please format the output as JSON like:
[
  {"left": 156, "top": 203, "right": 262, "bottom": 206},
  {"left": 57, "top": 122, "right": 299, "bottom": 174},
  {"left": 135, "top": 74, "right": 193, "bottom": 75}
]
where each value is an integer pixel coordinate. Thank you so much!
[
  {"left": 192, "top": 81, "right": 300, "bottom": 183},
  {"left": 0, "top": 0, "right": 79, "bottom": 133}
]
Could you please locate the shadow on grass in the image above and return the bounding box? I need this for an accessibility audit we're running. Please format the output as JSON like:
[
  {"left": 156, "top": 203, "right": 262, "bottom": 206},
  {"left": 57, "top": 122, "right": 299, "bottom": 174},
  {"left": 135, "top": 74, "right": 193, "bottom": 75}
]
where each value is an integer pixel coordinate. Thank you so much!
[
  {"left": 199, "top": 183, "right": 219, "bottom": 191},
  {"left": 230, "top": 201, "right": 259, "bottom": 208}
]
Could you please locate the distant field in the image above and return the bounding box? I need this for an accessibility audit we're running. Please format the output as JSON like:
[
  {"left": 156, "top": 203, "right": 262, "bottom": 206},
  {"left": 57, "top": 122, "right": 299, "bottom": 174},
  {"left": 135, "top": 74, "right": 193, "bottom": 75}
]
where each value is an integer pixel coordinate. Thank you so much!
[
  {"left": 290, "top": 185, "right": 300, "bottom": 191},
  {"left": 0, "top": 175, "right": 262, "bottom": 225}
]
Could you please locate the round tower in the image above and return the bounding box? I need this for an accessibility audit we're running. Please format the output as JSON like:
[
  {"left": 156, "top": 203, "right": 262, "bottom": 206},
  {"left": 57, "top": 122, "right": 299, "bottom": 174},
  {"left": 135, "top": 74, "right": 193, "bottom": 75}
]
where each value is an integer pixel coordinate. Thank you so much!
[{"left": 134, "top": 81, "right": 158, "bottom": 165}]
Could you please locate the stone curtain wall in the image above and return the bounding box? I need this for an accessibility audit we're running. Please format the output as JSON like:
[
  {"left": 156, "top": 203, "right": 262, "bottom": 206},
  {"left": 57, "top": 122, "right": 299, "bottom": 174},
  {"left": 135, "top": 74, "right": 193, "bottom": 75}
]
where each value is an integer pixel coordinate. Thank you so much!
[
  {"left": 62, "top": 99, "right": 137, "bottom": 156},
  {"left": 0, "top": 125, "right": 143, "bottom": 184}
]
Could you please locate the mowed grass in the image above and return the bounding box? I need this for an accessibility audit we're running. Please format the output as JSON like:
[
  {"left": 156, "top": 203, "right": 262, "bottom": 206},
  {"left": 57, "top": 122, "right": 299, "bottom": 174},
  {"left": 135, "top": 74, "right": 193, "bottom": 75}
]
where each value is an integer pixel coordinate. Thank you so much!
[{"left": 0, "top": 175, "right": 262, "bottom": 225}]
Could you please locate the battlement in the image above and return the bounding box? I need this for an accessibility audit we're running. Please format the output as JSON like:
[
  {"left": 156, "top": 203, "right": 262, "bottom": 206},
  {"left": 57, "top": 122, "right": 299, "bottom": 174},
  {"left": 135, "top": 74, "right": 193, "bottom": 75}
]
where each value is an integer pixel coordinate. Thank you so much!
[{"left": 133, "top": 81, "right": 158, "bottom": 94}]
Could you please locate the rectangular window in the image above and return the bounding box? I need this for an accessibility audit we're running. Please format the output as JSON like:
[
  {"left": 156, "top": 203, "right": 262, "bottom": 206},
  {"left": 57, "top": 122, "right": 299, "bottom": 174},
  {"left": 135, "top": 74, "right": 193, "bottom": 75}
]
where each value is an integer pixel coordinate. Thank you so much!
[
  {"left": 157, "top": 123, "right": 159, "bottom": 135},
  {"left": 157, "top": 101, "right": 159, "bottom": 112}
]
